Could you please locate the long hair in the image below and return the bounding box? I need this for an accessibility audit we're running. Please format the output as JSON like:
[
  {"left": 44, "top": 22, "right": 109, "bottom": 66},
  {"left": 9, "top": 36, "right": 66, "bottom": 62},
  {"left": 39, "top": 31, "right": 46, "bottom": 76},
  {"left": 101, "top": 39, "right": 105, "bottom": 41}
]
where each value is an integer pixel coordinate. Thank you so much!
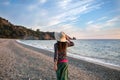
[{"left": 57, "top": 41, "right": 67, "bottom": 52}]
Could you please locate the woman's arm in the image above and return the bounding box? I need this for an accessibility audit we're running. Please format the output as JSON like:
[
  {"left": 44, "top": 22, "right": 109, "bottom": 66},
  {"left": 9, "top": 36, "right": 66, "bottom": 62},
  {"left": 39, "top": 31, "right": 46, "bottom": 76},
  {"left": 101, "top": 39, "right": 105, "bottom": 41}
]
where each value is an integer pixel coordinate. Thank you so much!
[
  {"left": 54, "top": 61, "right": 58, "bottom": 71},
  {"left": 66, "top": 35, "right": 74, "bottom": 47},
  {"left": 54, "top": 43, "right": 58, "bottom": 71},
  {"left": 54, "top": 43, "right": 58, "bottom": 62}
]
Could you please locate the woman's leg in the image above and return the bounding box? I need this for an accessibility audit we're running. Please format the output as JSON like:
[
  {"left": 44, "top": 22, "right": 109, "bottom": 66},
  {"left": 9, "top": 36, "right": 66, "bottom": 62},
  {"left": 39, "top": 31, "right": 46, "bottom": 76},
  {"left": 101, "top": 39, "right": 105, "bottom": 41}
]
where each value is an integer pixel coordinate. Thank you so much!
[{"left": 56, "top": 63, "right": 68, "bottom": 80}]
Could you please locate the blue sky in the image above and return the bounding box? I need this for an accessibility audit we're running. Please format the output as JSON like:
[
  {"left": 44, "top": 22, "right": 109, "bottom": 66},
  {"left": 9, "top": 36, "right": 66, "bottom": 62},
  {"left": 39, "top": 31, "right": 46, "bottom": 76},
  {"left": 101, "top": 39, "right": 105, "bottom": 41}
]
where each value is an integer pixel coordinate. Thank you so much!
[{"left": 0, "top": 0, "right": 120, "bottom": 39}]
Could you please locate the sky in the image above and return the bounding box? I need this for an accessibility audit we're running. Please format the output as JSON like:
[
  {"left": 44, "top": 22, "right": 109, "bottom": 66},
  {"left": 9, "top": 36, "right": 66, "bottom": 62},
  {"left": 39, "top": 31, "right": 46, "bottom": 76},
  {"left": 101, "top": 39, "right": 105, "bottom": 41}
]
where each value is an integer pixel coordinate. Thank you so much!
[{"left": 0, "top": 0, "right": 120, "bottom": 39}]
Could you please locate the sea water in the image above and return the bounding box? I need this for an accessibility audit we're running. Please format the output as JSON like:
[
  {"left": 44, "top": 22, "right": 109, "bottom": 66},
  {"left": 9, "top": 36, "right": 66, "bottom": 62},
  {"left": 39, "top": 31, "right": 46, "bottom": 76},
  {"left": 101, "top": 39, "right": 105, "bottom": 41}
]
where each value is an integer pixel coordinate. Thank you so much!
[{"left": 17, "top": 39, "right": 120, "bottom": 68}]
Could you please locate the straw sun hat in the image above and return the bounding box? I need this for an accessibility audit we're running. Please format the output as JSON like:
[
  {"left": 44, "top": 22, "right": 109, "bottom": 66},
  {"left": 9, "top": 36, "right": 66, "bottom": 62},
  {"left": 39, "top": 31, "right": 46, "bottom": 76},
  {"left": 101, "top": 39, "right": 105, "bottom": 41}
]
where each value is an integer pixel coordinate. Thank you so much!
[{"left": 54, "top": 32, "right": 67, "bottom": 42}]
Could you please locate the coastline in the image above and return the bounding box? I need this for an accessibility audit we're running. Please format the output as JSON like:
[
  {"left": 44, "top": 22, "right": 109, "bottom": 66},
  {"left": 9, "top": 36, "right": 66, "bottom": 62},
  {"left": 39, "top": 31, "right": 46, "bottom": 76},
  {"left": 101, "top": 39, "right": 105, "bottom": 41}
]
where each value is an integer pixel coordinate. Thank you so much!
[
  {"left": 0, "top": 39, "right": 120, "bottom": 80},
  {"left": 17, "top": 39, "right": 120, "bottom": 71}
]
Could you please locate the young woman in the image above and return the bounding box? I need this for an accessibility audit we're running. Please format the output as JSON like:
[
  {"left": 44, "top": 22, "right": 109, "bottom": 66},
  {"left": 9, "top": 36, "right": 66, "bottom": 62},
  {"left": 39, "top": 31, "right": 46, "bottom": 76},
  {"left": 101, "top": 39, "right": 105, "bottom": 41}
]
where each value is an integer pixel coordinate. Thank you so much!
[{"left": 54, "top": 32, "right": 74, "bottom": 80}]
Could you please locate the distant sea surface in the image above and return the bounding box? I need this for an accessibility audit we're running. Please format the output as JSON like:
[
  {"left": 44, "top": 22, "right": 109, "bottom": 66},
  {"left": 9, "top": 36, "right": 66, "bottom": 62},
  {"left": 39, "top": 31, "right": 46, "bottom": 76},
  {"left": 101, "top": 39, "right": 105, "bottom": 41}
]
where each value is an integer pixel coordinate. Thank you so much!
[{"left": 18, "top": 39, "right": 120, "bottom": 67}]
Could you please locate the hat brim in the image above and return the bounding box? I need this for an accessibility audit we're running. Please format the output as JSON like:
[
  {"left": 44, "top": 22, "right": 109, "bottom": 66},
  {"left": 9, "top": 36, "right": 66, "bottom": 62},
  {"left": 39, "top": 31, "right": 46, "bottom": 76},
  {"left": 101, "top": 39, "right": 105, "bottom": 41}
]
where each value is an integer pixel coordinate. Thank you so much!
[{"left": 54, "top": 32, "right": 67, "bottom": 42}]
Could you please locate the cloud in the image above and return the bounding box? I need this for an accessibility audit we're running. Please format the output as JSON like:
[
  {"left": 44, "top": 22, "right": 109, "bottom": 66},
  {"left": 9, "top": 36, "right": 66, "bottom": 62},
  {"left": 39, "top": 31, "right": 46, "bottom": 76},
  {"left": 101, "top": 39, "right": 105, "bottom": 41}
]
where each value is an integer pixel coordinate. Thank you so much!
[
  {"left": 27, "top": 0, "right": 47, "bottom": 11},
  {"left": 38, "top": 0, "right": 47, "bottom": 4},
  {"left": 4, "top": 0, "right": 103, "bottom": 37},
  {"left": 77, "top": 26, "right": 120, "bottom": 39},
  {"left": 1, "top": 1, "right": 10, "bottom": 6},
  {"left": 29, "top": 0, "right": 105, "bottom": 39},
  {"left": 58, "top": 0, "right": 72, "bottom": 9},
  {"left": 97, "top": 17, "right": 107, "bottom": 21},
  {"left": 104, "top": 16, "right": 120, "bottom": 27},
  {"left": 45, "top": 0, "right": 103, "bottom": 27},
  {"left": 107, "top": 16, "right": 120, "bottom": 23},
  {"left": 58, "top": 0, "right": 94, "bottom": 10},
  {"left": 86, "top": 16, "right": 108, "bottom": 26},
  {"left": 83, "top": 16, "right": 120, "bottom": 39},
  {"left": 87, "top": 21, "right": 94, "bottom": 24},
  {"left": 86, "top": 17, "right": 108, "bottom": 31},
  {"left": 86, "top": 16, "right": 120, "bottom": 33},
  {"left": 38, "top": 23, "right": 83, "bottom": 38},
  {"left": 2, "top": 0, "right": 118, "bottom": 39},
  {"left": 86, "top": 24, "right": 102, "bottom": 32},
  {"left": 47, "top": 20, "right": 60, "bottom": 27},
  {"left": 27, "top": 5, "right": 38, "bottom": 11}
]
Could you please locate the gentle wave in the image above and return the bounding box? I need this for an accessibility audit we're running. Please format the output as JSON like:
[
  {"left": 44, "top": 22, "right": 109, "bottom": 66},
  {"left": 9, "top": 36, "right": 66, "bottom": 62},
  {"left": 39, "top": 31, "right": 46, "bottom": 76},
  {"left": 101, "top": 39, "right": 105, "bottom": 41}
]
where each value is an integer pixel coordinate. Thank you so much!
[
  {"left": 68, "top": 53, "right": 120, "bottom": 70},
  {"left": 16, "top": 40, "right": 120, "bottom": 70}
]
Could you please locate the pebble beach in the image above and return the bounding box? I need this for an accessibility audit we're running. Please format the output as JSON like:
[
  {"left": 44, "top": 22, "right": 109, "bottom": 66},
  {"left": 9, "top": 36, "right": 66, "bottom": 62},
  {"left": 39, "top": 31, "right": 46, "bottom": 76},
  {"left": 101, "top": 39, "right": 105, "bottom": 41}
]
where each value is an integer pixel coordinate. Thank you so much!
[{"left": 0, "top": 39, "right": 120, "bottom": 80}]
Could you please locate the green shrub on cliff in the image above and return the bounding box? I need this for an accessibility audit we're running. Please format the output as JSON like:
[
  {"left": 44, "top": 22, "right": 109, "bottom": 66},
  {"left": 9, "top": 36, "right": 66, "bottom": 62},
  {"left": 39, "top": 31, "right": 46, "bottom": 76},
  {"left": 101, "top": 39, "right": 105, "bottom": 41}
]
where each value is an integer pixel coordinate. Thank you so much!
[{"left": 0, "top": 17, "right": 55, "bottom": 40}]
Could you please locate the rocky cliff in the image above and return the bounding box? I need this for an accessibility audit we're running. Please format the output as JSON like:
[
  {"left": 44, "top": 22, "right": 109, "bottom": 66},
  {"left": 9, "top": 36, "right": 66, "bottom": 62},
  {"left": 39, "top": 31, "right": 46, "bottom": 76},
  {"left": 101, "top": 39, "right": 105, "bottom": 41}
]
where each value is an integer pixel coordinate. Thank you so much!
[{"left": 0, "top": 17, "right": 55, "bottom": 40}]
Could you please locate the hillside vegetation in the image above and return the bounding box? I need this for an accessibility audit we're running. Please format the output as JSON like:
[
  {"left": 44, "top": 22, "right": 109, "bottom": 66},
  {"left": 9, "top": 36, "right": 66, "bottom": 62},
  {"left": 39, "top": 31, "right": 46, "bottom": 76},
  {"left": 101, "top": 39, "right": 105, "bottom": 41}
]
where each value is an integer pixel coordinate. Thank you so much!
[{"left": 0, "top": 17, "right": 54, "bottom": 40}]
